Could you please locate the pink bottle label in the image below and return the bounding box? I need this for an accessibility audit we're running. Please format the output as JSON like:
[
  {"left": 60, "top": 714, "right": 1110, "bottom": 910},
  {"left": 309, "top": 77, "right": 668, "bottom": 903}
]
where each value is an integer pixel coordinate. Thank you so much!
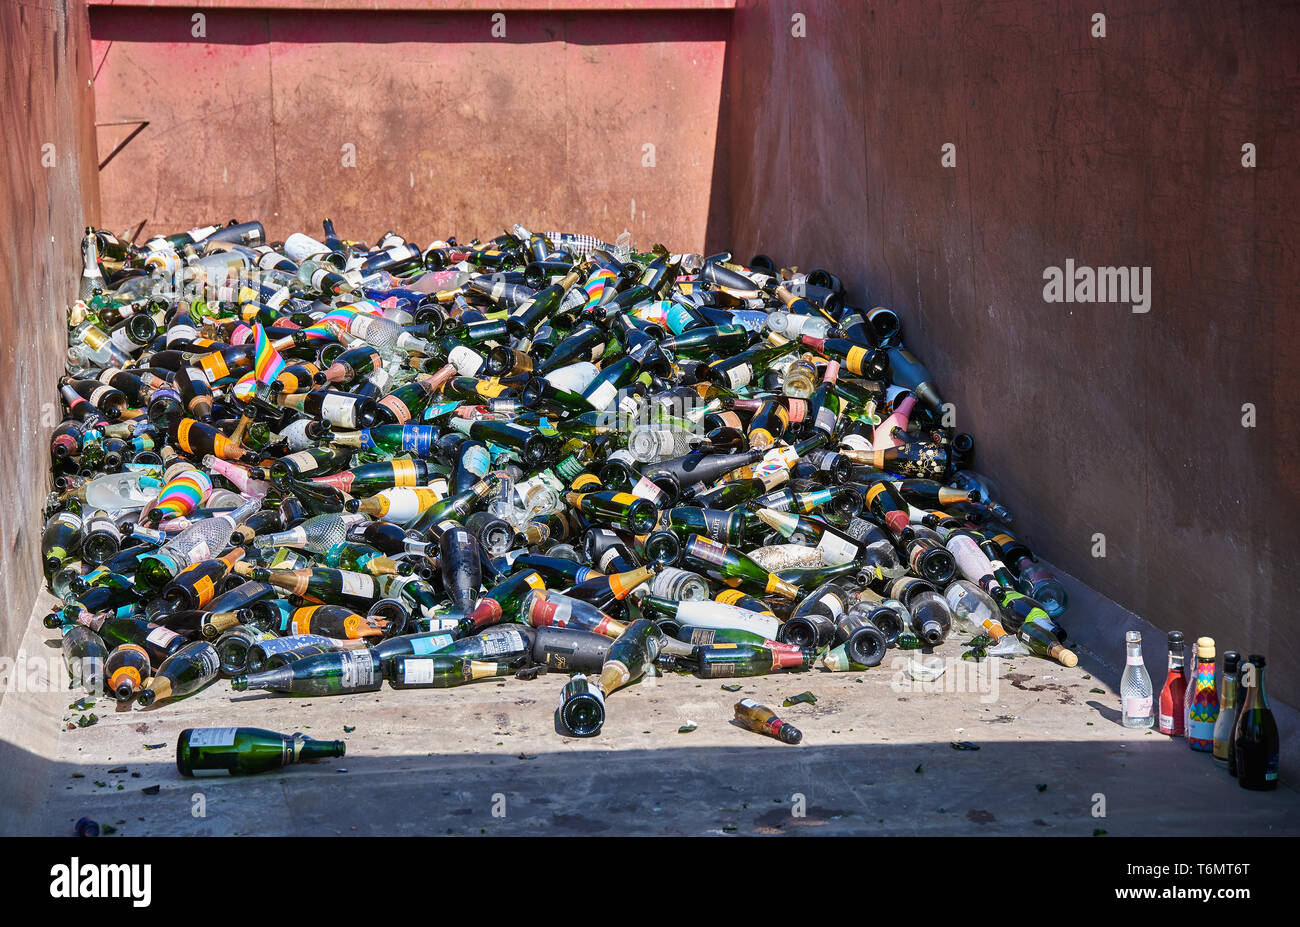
[{"left": 1124, "top": 697, "right": 1152, "bottom": 717}]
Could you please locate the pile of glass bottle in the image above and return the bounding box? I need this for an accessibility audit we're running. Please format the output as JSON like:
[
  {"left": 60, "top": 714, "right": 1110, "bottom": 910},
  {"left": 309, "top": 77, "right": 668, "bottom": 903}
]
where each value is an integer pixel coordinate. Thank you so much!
[{"left": 45, "top": 219, "right": 1075, "bottom": 738}]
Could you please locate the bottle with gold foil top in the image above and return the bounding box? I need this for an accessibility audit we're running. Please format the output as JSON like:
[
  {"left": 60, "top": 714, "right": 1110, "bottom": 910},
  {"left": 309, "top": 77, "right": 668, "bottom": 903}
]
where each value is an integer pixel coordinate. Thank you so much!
[
  {"left": 594, "top": 618, "right": 663, "bottom": 698},
  {"left": 1213, "top": 651, "right": 1241, "bottom": 764},
  {"left": 137, "top": 640, "right": 221, "bottom": 707},
  {"left": 1186, "top": 637, "right": 1219, "bottom": 751},
  {"left": 347, "top": 486, "right": 446, "bottom": 524},
  {"left": 388, "top": 654, "right": 513, "bottom": 689},
  {"left": 745, "top": 398, "right": 790, "bottom": 450},
  {"left": 42, "top": 511, "right": 83, "bottom": 574},
  {"left": 683, "top": 534, "right": 799, "bottom": 600}
]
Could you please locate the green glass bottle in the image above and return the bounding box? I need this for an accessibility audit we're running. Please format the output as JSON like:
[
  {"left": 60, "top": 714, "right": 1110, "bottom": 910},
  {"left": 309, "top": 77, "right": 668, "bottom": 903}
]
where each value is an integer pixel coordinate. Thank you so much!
[
  {"left": 463, "top": 570, "right": 547, "bottom": 631},
  {"left": 387, "top": 654, "right": 513, "bottom": 689},
  {"left": 566, "top": 490, "right": 660, "bottom": 534},
  {"left": 231, "top": 649, "right": 384, "bottom": 695},
  {"left": 694, "top": 642, "right": 814, "bottom": 678},
  {"left": 176, "top": 727, "right": 345, "bottom": 776},
  {"left": 683, "top": 535, "right": 799, "bottom": 600},
  {"left": 137, "top": 641, "right": 221, "bottom": 706}
]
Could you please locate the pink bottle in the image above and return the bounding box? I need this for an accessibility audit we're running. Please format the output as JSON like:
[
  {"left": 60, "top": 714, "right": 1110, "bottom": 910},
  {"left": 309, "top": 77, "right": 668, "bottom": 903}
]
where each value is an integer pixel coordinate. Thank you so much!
[{"left": 871, "top": 394, "right": 917, "bottom": 450}]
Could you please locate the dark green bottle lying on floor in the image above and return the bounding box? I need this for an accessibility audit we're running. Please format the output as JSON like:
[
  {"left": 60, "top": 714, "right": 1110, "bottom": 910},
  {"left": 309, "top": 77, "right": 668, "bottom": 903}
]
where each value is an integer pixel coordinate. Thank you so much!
[{"left": 176, "top": 727, "right": 345, "bottom": 776}]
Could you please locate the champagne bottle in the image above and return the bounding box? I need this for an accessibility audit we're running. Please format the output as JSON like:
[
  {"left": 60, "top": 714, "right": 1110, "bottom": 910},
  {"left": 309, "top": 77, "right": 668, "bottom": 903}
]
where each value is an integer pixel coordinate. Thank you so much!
[
  {"left": 388, "top": 654, "right": 513, "bottom": 689},
  {"left": 566, "top": 490, "right": 659, "bottom": 534},
  {"left": 1186, "top": 637, "right": 1219, "bottom": 752},
  {"left": 177, "top": 727, "right": 345, "bottom": 776},
  {"left": 1233, "top": 655, "right": 1279, "bottom": 790},
  {"left": 734, "top": 699, "right": 802, "bottom": 744},
  {"left": 61, "top": 624, "right": 107, "bottom": 697},
  {"left": 556, "top": 673, "right": 606, "bottom": 737},
  {"left": 160, "top": 547, "right": 245, "bottom": 611},
  {"left": 137, "top": 641, "right": 221, "bottom": 706},
  {"left": 638, "top": 594, "right": 780, "bottom": 640},
  {"left": 694, "top": 642, "right": 814, "bottom": 678},
  {"left": 135, "top": 497, "right": 260, "bottom": 593},
  {"left": 463, "top": 570, "right": 547, "bottom": 631},
  {"left": 683, "top": 535, "right": 799, "bottom": 600},
  {"left": 1017, "top": 616, "right": 1078, "bottom": 667},
  {"left": 523, "top": 590, "right": 627, "bottom": 638},
  {"left": 105, "top": 643, "right": 151, "bottom": 702},
  {"left": 231, "top": 649, "right": 383, "bottom": 695},
  {"left": 42, "top": 511, "right": 83, "bottom": 573},
  {"left": 1212, "top": 651, "right": 1241, "bottom": 764},
  {"left": 171, "top": 417, "right": 257, "bottom": 463}
]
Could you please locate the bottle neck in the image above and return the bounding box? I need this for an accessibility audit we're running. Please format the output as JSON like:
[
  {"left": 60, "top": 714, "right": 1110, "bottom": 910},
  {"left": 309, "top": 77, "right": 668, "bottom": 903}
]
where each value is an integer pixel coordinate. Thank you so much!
[
  {"left": 296, "top": 738, "right": 345, "bottom": 763},
  {"left": 1244, "top": 666, "right": 1268, "bottom": 709}
]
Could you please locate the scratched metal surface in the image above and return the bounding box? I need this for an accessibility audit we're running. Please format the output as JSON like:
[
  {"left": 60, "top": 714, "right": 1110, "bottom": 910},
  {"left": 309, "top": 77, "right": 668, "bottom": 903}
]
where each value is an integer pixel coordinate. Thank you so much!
[
  {"left": 89, "top": 4, "right": 729, "bottom": 248},
  {"left": 0, "top": 0, "right": 100, "bottom": 673},
  {"left": 721, "top": 0, "right": 1300, "bottom": 705}
]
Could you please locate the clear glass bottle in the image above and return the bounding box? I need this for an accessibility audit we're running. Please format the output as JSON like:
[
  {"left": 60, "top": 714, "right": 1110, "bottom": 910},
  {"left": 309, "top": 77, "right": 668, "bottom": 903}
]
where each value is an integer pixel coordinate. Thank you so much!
[{"left": 1120, "top": 630, "right": 1155, "bottom": 728}]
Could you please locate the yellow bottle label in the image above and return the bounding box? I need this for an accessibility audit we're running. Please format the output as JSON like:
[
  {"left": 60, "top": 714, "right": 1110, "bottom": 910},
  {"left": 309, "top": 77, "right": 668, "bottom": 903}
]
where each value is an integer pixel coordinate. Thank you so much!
[{"left": 391, "top": 458, "right": 418, "bottom": 486}]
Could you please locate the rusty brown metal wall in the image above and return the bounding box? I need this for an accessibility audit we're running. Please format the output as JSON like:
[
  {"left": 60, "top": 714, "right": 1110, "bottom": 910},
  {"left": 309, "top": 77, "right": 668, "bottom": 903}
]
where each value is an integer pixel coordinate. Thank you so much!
[
  {"left": 89, "top": 1, "right": 730, "bottom": 249},
  {"left": 719, "top": 0, "right": 1300, "bottom": 705},
  {"left": 0, "top": 0, "right": 100, "bottom": 665}
]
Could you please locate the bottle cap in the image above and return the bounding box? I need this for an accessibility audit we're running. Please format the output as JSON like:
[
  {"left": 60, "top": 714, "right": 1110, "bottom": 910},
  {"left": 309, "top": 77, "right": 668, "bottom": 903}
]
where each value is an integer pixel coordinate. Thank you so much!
[
  {"left": 1196, "top": 637, "right": 1215, "bottom": 658},
  {"left": 1246, "top": 653, "right": 1265, "bottom": 667},
  {"left": 1167, "top": 630, "right": 1184, "bottom": 646}
]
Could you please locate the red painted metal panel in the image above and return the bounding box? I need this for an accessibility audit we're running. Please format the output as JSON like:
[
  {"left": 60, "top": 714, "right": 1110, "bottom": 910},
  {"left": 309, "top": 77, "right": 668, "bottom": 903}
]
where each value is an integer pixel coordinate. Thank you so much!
[{"left": 91, "top": 5, "right": 728, "bottom": 248}]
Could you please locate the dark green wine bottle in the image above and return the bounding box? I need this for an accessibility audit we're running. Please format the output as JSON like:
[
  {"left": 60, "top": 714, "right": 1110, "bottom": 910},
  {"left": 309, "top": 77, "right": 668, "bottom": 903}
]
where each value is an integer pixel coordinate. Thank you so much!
[{"left": 176, "top": 727, "right": 345, "bottom": 776}]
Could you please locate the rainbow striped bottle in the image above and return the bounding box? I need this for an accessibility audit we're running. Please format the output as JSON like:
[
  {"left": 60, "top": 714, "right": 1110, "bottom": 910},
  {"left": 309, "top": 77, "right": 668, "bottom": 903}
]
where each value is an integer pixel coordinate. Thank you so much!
[{"left": 1186, "top": 637, "right": 1220, "bottom": 752}]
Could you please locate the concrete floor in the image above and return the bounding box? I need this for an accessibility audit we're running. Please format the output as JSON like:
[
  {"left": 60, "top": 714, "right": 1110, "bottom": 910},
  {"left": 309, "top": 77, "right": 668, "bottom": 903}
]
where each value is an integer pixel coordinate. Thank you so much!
[{"left": 2, "top": 574, "right": 1297, "bottom": 837}]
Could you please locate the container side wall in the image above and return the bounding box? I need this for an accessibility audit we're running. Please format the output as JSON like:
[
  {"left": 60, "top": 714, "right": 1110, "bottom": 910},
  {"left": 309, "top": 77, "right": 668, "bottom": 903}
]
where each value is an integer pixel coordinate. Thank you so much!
[
  {"left": 0, "top": 0, "right": 101, "bottom": 667},
  {"left": 723, "top": 0, "right": 1300, "bottom": 705}
]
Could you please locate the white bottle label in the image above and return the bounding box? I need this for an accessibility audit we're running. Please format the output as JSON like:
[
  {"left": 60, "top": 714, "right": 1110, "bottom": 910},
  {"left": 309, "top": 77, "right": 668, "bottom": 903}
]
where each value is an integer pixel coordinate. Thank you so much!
[
  {"left": 402, "top": 659, "right": 436, "bottom": 685},
  {"left": 187, "top": 727, "right": 238, "bottom": 748},
  {"left": 146, "top": 626, "right": 181, "bottom": 647},
  {"left": 448, "top": 345, "right": 484, "bottom": 377},
  {"left": 479, "top": 629, "right": 523, "bottom": 656},
  {"left": 631, "top": 476, "right": 664, "bottom": 504},
  {"left": 724, "top": 365, "right": 751, "bottom": 389},
  {"left": 284, "top": 450, "right": 318, "bottom": 471},
  {"left": 339, "top": 571, "right": 375, "bottom": 599},
  {"left": 320, "top": 393, "right": 356, "bottom": 428},
  {"left": 585, "top": 380, "right": 619, "bottom": 412},
  {"left": 816, "top": 531, "right": 858, "bottom": 566},
  {"left": 341, "top": 652, "right": 375, "bottom": 688}
]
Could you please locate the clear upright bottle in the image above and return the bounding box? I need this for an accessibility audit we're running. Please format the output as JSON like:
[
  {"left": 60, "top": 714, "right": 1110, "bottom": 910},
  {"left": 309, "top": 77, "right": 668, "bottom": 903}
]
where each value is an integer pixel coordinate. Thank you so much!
[{"left": 1120, "top": 630, "right": 1155, "bottom": 728}]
